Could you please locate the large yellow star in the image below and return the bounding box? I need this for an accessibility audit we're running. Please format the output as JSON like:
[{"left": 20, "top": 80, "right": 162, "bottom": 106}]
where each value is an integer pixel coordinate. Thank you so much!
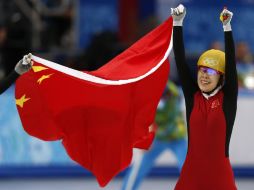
[
  {"left": 32, "top": 66, "right": 48, "bottom": 73},
  {"left": 37, "top": 74, "right": 54, "bottom": 84},
  {"left": 16, "top": 95, "right": 30, "bottom": 108}
]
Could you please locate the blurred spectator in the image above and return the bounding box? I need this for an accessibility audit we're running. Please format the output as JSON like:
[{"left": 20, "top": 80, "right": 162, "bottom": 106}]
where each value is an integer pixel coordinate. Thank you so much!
[
  {"left": 65, "top": 31, "right": 126, "bottom": 71},
  {"left": 32, "top": 0, "right": 74, "bottom": 51},
  {"left": 0, "top": 0, "right": 33, "bottom": 76},
  {"left": 85, "top": 31, "right": 125, "bottom": 71},
  {"left": 0, "top": 26, "right": 7, "bottom": 80},
  {"left": 236, "top": 41, "right": 254, "bottom": 65},
  {"left": 209, "top": 41, "right": 223, "bottom": 51},
  {"left": 235, "top": 41, "right": 254, "bottom": 89},
  {"left": 137, "top": 16, "right": 159, "bottom": 39}
]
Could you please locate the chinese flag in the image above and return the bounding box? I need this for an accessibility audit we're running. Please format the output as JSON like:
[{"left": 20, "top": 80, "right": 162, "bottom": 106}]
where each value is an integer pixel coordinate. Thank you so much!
[{"left": 15, "top": 17, "right": 173, "bottom": 187}]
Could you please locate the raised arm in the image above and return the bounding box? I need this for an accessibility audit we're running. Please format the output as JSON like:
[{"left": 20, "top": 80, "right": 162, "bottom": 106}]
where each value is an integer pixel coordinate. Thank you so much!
[
  {"left": 220, "top": 9, "right": 238, "bottom": 100},
  {"left": 0, "top": 54, "right": 33, "bottom": 95},
  {"left": 171, "top": 5, "right": 198, "bottom": 100},
  {"left": 220, "top": 8, "right": 238, "bottom": 157}
]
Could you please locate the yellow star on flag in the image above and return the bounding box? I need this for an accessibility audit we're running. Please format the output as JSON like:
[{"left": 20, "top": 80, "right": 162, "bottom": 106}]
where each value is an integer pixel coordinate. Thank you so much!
[
  {"left": 37, "top": 74, "right": 54, "bottom": 84},
  {"left": 32, "top": 66, "right": 48, "bottom": 73},
  {"left": 16, "top": 95, "right": 30, "bottom": 108}
]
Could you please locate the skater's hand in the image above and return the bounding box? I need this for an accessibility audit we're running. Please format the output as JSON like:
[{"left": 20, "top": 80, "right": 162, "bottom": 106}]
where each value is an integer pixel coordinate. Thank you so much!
[
  {"left": 15, "top": 53, "right": 33, "bottom": 75},
  {"left": 220, "top": 8, "right": 233, "bottom": 31},
  {"left": 171, "top": 4, "right": 186, "bottom": 26}
]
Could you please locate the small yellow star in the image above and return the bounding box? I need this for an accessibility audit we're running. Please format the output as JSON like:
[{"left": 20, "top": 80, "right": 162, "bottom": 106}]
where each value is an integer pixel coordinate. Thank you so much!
[
  {"left": 16, "top": 95, "right": 30, "bottom": 108},
  {"left": 37, "top": 74, "right": 54, "bottom": 84},
  {"left": 32, "top": 66, "right": 48, "bottom": 73}
]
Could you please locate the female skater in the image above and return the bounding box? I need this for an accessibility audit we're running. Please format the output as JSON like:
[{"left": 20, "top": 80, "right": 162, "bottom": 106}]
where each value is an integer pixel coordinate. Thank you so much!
[
  {"left": 171, "top": 4, "right": 238, "bottom": 190},
  {"left": 0, "top": 53, "right": 32, "bottom": 95}
]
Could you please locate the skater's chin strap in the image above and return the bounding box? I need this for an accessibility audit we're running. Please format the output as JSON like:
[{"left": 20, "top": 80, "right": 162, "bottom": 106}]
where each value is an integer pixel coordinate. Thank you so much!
[{"left": 202, "top": 85, "right": 222, "bottom": 100}]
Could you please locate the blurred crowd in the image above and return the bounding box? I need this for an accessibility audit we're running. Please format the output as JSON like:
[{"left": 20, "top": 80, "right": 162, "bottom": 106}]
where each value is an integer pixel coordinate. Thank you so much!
[
  {"left": 0, "top": 0, "right": 254, "bottom": 90},
  {"left": 0, "top": 0, "right": 74, "bottom": 77}
]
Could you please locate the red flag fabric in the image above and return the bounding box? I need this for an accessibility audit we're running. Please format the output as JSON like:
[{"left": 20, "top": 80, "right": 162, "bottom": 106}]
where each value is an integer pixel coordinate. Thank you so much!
[{"left": 15, "top": 17, "right": 173, "bottom": 187}]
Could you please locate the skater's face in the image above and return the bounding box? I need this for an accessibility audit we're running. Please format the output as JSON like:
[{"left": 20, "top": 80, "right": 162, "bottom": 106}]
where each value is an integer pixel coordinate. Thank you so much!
[{"left": 197, "top": 66, "right": 221, "bottom": 92}]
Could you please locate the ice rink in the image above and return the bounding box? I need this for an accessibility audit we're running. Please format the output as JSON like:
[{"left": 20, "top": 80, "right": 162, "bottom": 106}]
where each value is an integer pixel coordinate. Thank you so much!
[{"left": 0, "top": 177, "right": 253, "bottom": 190}]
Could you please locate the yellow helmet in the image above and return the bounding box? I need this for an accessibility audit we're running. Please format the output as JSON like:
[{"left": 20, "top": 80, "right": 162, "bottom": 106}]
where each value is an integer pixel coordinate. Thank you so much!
[{"left": 197, "top": 49, "right": 225, "bottom": 74}]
